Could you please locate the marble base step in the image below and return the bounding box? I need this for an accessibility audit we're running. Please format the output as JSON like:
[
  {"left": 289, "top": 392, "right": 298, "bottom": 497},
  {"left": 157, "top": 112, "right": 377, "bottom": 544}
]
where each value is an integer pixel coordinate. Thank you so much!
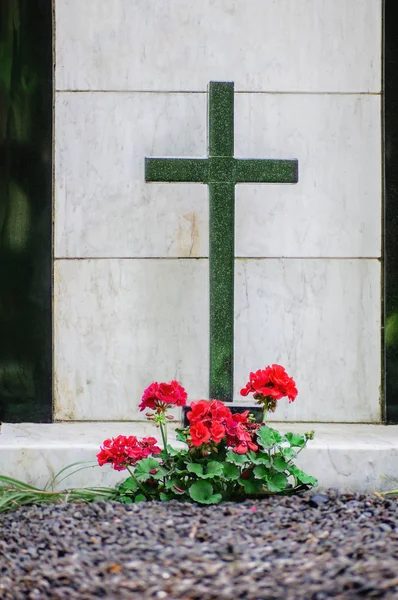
[{"left": 1, "top": 422, "right": 398, "bottom": 493}]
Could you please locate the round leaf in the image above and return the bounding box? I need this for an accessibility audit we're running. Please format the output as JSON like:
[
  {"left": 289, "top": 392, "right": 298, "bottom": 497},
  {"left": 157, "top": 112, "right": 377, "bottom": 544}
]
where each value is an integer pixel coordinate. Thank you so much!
[
  {"left": 272, "top": 456, "right": 289, "bottom": 472},
  {"left": 266, "top": 472, "right": 288, "bottom": 493},
  {"left": 189, "top": 482, "right": 222, "bottom": 504},
  {"left": 285, "top": 433, "right": 307, "bottom": 448},
  {"left": 257, "top": 426, "right": 283, "bottom": 449},
  {"left": 202, "top": 461, "right": 224, "bottom": 479},
  {"left": 223, "top": 462, "right": 240, "bottom": 480},
  {"left": 226, "top": 450, "right": 247, "bottom": 465},
  {"left": 288, "top": 465, "right": 318, "bottom": 486},
  {"left": 253, "top": 465, "right": 272, "bottom": 480},
  {"left": 187, "top": 463, "right": 204, "bottom": 477},
  {"left": 135, "top": 458, "right": 166, "bottom": 481},
  {"left": 247, "top": 451, "right": 271, "bottom": 466},
  {"left": 134, "top": 494, "right": 147, "bottom": 503},
  {"left": 119, "top": 476, "right": 138, "bottom": 492},
  {"left": 119, "top": 496, "right": 133, "bottom": 504},
  {"left": 238, "top": 478, "right": 264, "bottom": 495},
  {"left": 282, "top": 447, "right": 297, "bottom": 459}
]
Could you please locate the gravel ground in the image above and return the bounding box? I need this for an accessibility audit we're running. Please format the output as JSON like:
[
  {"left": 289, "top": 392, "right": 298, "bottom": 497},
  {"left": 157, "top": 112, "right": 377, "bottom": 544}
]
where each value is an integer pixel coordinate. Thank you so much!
[{"left": 1, "top": 491, "right": 398, "bottom": 599}]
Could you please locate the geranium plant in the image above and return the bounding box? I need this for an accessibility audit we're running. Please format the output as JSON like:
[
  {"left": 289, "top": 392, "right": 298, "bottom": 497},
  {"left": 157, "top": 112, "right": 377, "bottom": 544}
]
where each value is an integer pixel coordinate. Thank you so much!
[{"left": 98, "top": 365, "right": 317, "bottom": 505}]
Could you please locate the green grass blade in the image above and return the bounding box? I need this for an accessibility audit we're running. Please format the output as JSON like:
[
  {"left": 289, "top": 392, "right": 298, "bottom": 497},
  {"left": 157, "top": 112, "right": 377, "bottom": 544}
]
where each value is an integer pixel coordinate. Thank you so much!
[
  {"left": 0, "top": 475, "right": 41, "bottom": 491},
  {"left": 45, "top": 461, "right": 98, "bottom": 490},
  {"left": 0, "top": 491, "right": 39, "bottom": 511}
]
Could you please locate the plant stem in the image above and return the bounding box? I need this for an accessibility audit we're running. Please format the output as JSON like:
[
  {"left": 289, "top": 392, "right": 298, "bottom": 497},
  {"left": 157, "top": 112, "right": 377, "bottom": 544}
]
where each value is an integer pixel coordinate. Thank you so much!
[
  {"left": 126, "top": 467, "right": 147, "bottom": 496},
  {"left": 159, "top": 421, "right": 169, "bottom": 458}
]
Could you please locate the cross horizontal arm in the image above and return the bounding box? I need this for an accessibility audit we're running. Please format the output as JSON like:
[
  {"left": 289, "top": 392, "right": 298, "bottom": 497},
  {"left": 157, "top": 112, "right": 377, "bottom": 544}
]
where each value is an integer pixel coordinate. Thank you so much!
[
  {"left": 145, "top": 158, "right": 208, "bottom": 183},
  {"left": 234, "top": 159, "right": 298, "bottom": 184}
]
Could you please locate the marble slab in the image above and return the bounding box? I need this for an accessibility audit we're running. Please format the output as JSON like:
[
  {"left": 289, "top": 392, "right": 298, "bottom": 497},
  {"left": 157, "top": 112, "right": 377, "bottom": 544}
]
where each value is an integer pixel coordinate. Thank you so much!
[
  {"left": 55, "top": 0, "right": 381, "bottom": 93},
  {"left": 55, "top": 93, "right": 381, "bottom": 259},
  {"left": 54, "top": 93, "right": 208, "bottom": 258},
  {"left": 234, "top": 259, "right": 381, "bottom": 422},
  {"left": 235, "top": 94, "right": 381, "bottom": 258},
  {"left": 54, "top": 257, "right": 380, "bottom": 422},
  {"left": 54, "top": 259, "right": 209, "bottom": 420}
]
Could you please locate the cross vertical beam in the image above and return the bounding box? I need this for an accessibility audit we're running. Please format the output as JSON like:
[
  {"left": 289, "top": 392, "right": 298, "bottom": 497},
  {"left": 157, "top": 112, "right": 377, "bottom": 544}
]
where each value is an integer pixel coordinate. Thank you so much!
[{"left": 208, "top": 82, "right": 235, "bottom": 401}]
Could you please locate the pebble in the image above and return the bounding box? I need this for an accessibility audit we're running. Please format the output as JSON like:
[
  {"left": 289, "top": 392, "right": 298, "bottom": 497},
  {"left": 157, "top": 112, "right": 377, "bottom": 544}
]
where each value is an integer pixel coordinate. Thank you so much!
[
  {"left": 0, "top": 491, "right": 397, "bottom": 599},
  {"left": 309, "top": 493, "right": 330, "bottom": 508}
]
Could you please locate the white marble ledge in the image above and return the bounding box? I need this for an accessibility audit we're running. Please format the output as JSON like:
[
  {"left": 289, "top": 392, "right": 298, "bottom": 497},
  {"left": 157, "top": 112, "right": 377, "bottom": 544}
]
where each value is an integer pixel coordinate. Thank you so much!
[
  {"left": 1, "top": 423, "right": 398, "bottom": 493},
  {"left": 0, "top": 422, "right": 178, "bottom": 447}
]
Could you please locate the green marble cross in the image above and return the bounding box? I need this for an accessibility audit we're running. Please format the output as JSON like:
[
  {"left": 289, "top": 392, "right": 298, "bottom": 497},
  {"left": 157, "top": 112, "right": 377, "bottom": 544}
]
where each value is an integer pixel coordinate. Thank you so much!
[{"left": 145, "top": 81, "right": 298, "bottom": 402}]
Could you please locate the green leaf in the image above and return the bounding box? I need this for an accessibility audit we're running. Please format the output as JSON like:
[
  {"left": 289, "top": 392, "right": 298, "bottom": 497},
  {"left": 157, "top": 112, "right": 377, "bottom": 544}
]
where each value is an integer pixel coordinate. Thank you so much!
[
  {"left": 134, "top": 494, "right": 147, "bottom": 503},
  {"left": 226, "top": 450, "right": 248, "bottom": 465},
  {"left": 282, "top": 447, "right": 297, "bottom": 459},
  {"left": 165, "top": 444, "right": 182, "bottom": 457},
  {"left": 272, "top": 456, "right": 289, "bottom": 472},
  {"left": 189, "top": 481, "right": 222, "bottom": 504},
  {"left": 187, "top": 461, "right": 224, "bottom": 479},
  {"left": 135, "top": 458, "right": 166, "bottom": 482},
  {"left": 165, "top": 479, "right": 186, "bottom": 495},
  {"left": 223, "top": 462, "right": 240, "bottom": 480},
  {"left": 119, "top": 496, "right": 133, "bottom": 504},
  {"left": 202, "top": 462, "right": 224, "bottom": 479},
  {"left": 253, "top": 465, "right": 272, "bottom": 480},
  {"left": 238, "top": 478, "right": 264, "bottom": 495},
  {"left": 160, "top": 492, "right": 173, "bottom": 502},
  {"left": 285, "top": 433, "right": 307, "bottom": 448},
  {"left": 119, "top": 477, "right": 138, "bottom": 492},
  {"left": 266, "top": 472, "right": 288, "bottom": 493},
  {"left": 257, "top": 426, "right": 284, "bottom": 449},
  {"left": 187, "top": 463, "right": 204, "bottom": 477},
  {"left": 175, "top": 429, "right": 188, "bottom": 443},
  {"left": 288, "top": 465, "right": 318, "bottom": 486},
  {"left": 175, "top": 467, "right": 189, "bottom": 475},
  {"left": 247, "top": 451, "right": 271, "bottom": 466}
]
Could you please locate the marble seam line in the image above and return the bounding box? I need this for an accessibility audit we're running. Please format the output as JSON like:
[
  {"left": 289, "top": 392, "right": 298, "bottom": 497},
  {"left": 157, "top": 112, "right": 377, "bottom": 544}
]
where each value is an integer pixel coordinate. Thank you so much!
[
  {"left": 53, "top": 257, "right": 382, "bottom": 261},
  {"left": 54, "top": 90, "right": 382, "bottom": 96}
]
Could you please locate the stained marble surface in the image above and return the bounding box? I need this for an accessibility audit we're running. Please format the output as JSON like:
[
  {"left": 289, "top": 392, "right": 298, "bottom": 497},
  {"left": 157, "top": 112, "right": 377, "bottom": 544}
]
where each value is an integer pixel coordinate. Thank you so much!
[
  {"left": 54, "top": 259, "right": 209, "bottom": 420},
  {"left": 55, "top": 93, "right": 380, "bottom": 259},
  {"left": 55, "top": 93, "right": 208, "bottom": 258},
  {"left": 1, "top": 422, "right": 397, "bottom": 492},
  {"left": 234, "top": 259, "right": 381, "bottom": 422},
  {"left": 54, "top": 257, "right": 380, "bottom": 422},
  {"left": 55, "top": 0, "right": 381, "bottom": 93}
]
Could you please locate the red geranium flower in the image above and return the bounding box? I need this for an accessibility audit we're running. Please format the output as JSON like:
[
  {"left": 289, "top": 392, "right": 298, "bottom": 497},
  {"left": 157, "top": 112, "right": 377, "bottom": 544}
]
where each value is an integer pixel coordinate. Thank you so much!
[
  {"left": 139, "top": 380, "right": 187, "bottom": 412},
  {"left": 190, "top": 422, "right": 212, "bottom": 446},
  {"left": 225, "top": 412, "right": 259, "bottom": 454},
  {"left": 240, "top": 364, "right": 298, "bottom": 403},
  {"left": 186, "top": 399, "right": 258, "bottom": 453},
  {"left": 97, "top": 435, "right": 161, "bottom": 471},
  {"left": 187, "top": 399, "right": 231, "bottom": 425},
  {"left": 138, "top": 436, "right": 162, "bottom": 458},
  {"left": 187, "top": 400, "right": 231, "bottom": 447},
  {"left": 210, "top": 421, "right": 225, "bottom": 443}
]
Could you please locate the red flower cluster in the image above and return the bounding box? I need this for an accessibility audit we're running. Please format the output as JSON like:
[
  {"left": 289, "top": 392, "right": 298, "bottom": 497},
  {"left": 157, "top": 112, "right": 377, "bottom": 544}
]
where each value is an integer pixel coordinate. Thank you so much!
[
  {"left": 240, "top": 364, "right": 298, "bottom": 404},
  {"left": 226, "top": 411, "right": 259, "bottom": 454},
  {"left": 187, "top": 400, "right": 259, "bottom": 454},
  {"left": 139, "top": 380, "right": 187, "bottom": 413},
  {"left": 97, "top": 435, "right": 161, "bottom": 471}
]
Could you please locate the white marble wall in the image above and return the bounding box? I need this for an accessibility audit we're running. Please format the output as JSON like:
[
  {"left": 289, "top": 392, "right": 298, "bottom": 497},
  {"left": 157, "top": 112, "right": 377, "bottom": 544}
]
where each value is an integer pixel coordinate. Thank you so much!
[{"left": 54, "top": 0, "right": 382, "bottom": 422}]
